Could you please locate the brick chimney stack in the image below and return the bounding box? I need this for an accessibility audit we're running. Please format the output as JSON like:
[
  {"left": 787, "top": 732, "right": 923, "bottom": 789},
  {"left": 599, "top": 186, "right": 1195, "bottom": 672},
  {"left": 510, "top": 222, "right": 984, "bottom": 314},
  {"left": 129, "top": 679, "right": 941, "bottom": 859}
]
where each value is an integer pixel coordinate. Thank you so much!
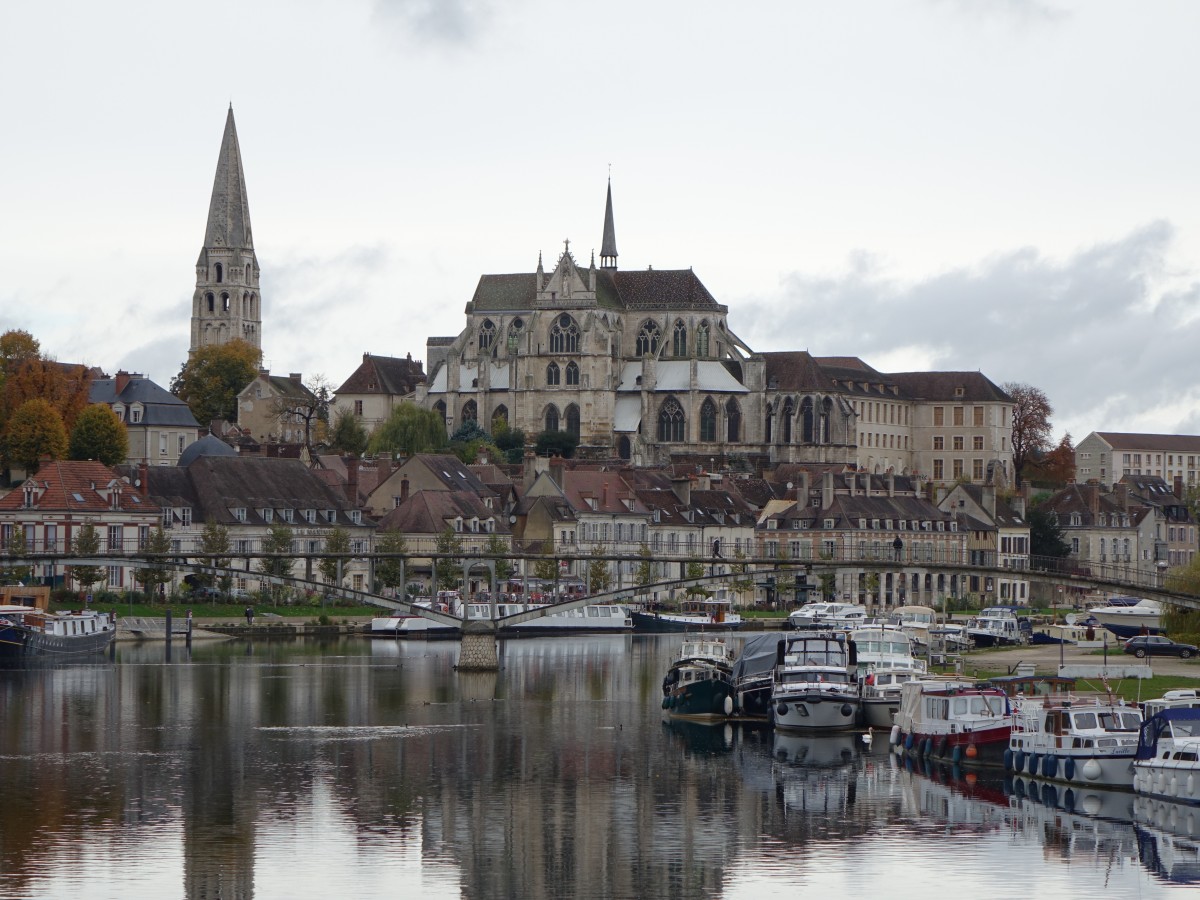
[
  {"left": 115, "top": 370, "right": 131, "bottom": 396},
  {"left": 346, "top": 456, "right": 360, "bottom": 504},
  {"left": 138, "top": 462, "right": 149, "bottom": 497},
  {"left": 289, "top": 373, "right": 303, "bottom": 384}
]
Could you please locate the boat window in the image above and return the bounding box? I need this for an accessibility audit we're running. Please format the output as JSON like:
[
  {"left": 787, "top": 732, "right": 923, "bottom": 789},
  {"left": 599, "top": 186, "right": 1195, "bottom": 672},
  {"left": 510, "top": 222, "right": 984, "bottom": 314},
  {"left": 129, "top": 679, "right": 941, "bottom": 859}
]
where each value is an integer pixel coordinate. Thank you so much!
[
  {"left": 953, "top": 698, "right": 969, "bottom": 715},
  {"left": 1072, "top": 712, "right": 1098, "bottom": 730}
]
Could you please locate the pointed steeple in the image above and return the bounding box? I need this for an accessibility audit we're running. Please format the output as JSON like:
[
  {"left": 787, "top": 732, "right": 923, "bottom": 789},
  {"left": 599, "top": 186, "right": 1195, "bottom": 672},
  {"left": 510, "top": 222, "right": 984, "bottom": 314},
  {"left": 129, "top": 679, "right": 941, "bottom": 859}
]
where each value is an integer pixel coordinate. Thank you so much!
[
  {"left": 191, "top": 107, "right": 262, "bottom": 355},
  {"left": 599, "top": 177, "right": 618, "bottom": 269}
]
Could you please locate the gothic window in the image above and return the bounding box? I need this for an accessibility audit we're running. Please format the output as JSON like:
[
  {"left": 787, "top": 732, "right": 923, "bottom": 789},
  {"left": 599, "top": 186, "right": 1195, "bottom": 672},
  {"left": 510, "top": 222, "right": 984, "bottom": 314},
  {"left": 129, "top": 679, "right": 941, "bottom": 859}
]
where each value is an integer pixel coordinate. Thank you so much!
[
  {"left": 245, "top": 264, "right": 251, "bottom": 282},
  {"left": 636, "top": 320, "right": 661, "bottom": 356},
  {"left": 765, "top": 407, "right": 774, "bottom": 443},
  {"left": 726, "top": 398, "right": 741, "bottom": 442},
  {"left": 658, "top": 397, "right": 685, "bottom": 442},
  {"left": 672, "top": 319, "right": 687, "bottom": 357},
  {"left": 492, "top": 405, "right": 508, "bottom": 429},
  {"left": 215, "top": 263, "right": 223, "bottom": 283},
  {"left": 565, "top": 404, "right": 580, "bottom": 438},
  {"left": 242, "top": 292, "right": 249, "bottom": 316},
  {"left": 617, "top": 435, "right": 631, "bottom": 460},
  {"left": 565, "top": 361, "right": 580, "bottom": 386},
  {"left": 251, "top": 294, "right": 257, "bottom": 317},
  {"left": 478, "top": 319, "right": 496, "bottom": 352},
  {"left": 550, "top": 314, "right": 580, "bottom": 353},
  {"left": 782, "top": 398, "right": 794, "bottom": 443},
  {"left": 700, "top": 397, "right": 717, "bottom": 442},
  {"left": 221, "top": 292, "right": 230, "bottom": 313},
  {"left": 434, "top": 400, "right": 447, "bottom": 423},
  {"left": 821, "top": 397, "right": 833, "bottom": 443},
  {"left": 206, "top": 292, "right": 215, "bottom": 313},
  {"left": 461, "top": 400, "right": 477, "bottom": 422},
  {"left": 507, "top": 317, "right": 524, "bottom": 354},
  {"left": 800, "top": 397, "right": 815, "bottom": 443},
  {"left": 546, "top": 362, "right": 561, "bottom": 385},
  {"left": 545, "top": 405, "right": 560, "bottom": 433},
  {"left": 696, "top": 320, "right": 710, "bottom": 357}
]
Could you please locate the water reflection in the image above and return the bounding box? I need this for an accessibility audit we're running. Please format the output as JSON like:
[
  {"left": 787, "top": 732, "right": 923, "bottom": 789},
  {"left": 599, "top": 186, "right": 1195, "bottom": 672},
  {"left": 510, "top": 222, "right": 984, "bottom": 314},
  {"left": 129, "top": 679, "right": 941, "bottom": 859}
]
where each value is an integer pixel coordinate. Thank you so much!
[{"left": 0, "top": 635, "right": 1193, "bottom": 898}]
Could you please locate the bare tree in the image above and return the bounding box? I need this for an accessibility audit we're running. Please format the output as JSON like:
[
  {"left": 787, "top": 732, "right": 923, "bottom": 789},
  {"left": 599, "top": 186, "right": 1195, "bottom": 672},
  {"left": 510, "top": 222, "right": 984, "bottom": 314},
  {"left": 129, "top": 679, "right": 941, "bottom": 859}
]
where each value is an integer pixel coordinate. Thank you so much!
[
  {"left": 269, "top": 374, "right": 331, "bottom": 460},
  {"left": 1003, "top": 382, "right": 1053, "bottom": 486}
]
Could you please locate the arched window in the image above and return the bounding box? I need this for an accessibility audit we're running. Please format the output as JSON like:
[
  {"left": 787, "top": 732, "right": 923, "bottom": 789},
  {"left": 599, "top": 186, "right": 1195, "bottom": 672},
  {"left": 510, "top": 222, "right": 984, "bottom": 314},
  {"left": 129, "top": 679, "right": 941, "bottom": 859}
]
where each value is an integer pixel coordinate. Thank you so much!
[
  {"left": 696, "top": 320, "right": 710, "bottom": 357},
  {"left": 636, "top": 320, "right": 661, "bottom": 356},
  {"left": 617, "top": 435, "right": 631, "bottom": 460},
  {"left": 700, "top": 397, "right": 717, "bottom": 442},
  {"left": 461, "top": 400, "right": 477, "bottom": 422},
  {"left": 507, "top": 317, "right": 524, "bottom": 354},
  {"left": 545, "top": 405, "right": 560, "bottom": 433},
  {"left": 491, "top": 405, "right": 508, "bottom": 429},
  {"left": 546, "top": 362, "right": 560, "bottom": 385},
  {"left": 221, "top": 292, "right": 230, "bottom": 313},
  {"left": 801, "top": 397, "right": 815, "bottom": 443},
  {"left": 242, "top": 292, "right": 249, "bottom": 317},
  {"left": 565, "top": 361, "right": 579, "bottom": 386},
  {"left": 245, "top": 264, "right": 251, "bottom": 282},
  {"left": 478, "top": 319, "right": 496, "bottom": 352},
  {"left": 765, "top": 407, "right": 774, "bottom": 443},
  {"left": 206, "top": 292, "right": 215, "bottom": 313},
  {"left": 821, "top": 397, "right": 833, "bottom": 443},
  {"left": 726, "top": 398, "right": 741, "bottom": 442},
  {"left": 215, "top": 263, "right": 223, "bottom": 283},
  {"left": 658, "top": 397, "right": 685, "bottom": 442},
  {"left": 550, "top": 314, "right": 580, "bottom": 353},
  {"left": 434, "top": 400, "right": 447, "bottom": 423},
  {"left": 672, "top": 319, "right": 687, "bottom": 357},
  {"left": 565, "top": 404, "right": 580, "bottom": 438},
  {"left": 782, "top": 398, "right": 794, "bottom": 443}
]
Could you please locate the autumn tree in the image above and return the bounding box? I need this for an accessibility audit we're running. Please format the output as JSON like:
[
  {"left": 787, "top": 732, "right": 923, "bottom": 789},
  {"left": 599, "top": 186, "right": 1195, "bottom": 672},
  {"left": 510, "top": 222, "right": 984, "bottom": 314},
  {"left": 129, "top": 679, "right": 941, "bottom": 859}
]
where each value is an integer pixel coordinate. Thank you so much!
[
  {"left": 1003, "top": 382, "right": 1053, "bottom": 486},
  {"left": 482, "top": 532, "right": 513, "bottom": 584},
  {"left": 1, "top": 357, "right": 92, "bottom": 431},
  {"left": 69, "top": 403, "right": 128, "bottom": 465},
  {"left": 587, "top": 544, "right": 612, "bottom": 594},
  {"left": 328, "top": 408, "right": 369, "bottom": 457},
  {"left": 0, "top": 329, "right": 40, "bottom": 370},
  {"left": 368, "top": 402, "right": 448, "bottom": 457},
  {"left": 69, "top": 523, "right": 103, "bottom": 596},
  {"left": 4, "top": 397, "right": 68, "bottom": 471},
  {"left": 171, "top": 338, "right": 262, "bottom": 425},
  {"left": 133, "top": 527, "right": 174, "bottom": 600},
  {"left": 318, "top": 526, "right": 352, "bottom": 588},
  {"left": 1028, "top": 433, "right": 1076, "bottom": 487},
  {"left": 373, "top": 529, "right": 409, "bottom": 593},
  {"left": 198, "top": 520, "right": 233, "bottom": 594}
]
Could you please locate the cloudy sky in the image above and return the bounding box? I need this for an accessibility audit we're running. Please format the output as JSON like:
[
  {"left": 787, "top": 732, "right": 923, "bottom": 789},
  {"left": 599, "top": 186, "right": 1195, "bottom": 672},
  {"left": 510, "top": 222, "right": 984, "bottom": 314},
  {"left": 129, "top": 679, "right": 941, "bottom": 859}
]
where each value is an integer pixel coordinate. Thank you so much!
[{"left": 3, "top": 0, "right": 1199, "bottom": 443}]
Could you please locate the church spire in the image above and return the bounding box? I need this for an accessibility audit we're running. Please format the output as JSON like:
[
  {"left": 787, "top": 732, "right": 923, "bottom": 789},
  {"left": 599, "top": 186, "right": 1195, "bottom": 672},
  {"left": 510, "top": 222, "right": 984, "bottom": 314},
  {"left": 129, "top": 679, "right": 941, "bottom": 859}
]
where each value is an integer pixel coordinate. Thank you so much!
[
  {"left": 599, "top": 177, "right": 618, "bottom": 269},
  {"left": 191, "top": 107, "right": 262, "bottom": 355}
]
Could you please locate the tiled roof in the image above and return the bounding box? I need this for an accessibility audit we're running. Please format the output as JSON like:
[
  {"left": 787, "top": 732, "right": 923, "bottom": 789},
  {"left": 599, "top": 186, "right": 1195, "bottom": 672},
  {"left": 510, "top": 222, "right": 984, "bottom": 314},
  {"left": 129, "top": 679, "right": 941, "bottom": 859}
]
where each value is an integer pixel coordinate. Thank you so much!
[
  {"left": 335, "top": 354, "right": 427, "bottom": 396},
  {"left": 886, "top": 371, "right": 1011, "bottom": 403},
  {"left": 377, "top": 489, "right": 510, "bottom": 535},
  {"left": 1092, "top": 432, "right": 1200, "bottom": 452},
  {"left": 0, "top": 460, "right": 159, "bottom": 514}
]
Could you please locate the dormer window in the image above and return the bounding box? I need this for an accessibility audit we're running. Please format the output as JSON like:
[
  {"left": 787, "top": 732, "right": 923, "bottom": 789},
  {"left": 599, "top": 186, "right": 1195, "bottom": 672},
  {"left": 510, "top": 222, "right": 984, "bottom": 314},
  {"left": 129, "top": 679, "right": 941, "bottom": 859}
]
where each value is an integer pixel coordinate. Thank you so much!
[
  {"left": 824, "top": 519, "right": 835, "bottom": 529},
  {"left": 859, "top": 518, "right": 867, "bottom": 529},
  {"left": 949, "top": 522, "right": 957, "bottom": 532},
  {"left": 113, "top": 405, "right": 124, "bottom": 422},
  {"left": 470, "top": 518, "right": 479, "bottom": 533},
  {"left": 1070, "top": 513, "right": 1082, "bottom": 526},
  {"left": 233, "top": 507, "right": 247, "bottom": 522},
  {"left": 181, "top": 508, "right": 192, "bottom": 527},
  {"left": 349, "top": 510, "right": 361, "bottom": 525},
  {"left": 304, "top": 509, "right": 317, "bottom": 524},
  {"left": 454, "top": 517, "right": 463, "bottom": 533},
  {"left": 263, "top": 508, "right": 273, "bottom": 523},
  {"left": 130, "top": 407, "right": 142, "bottom": 424},
  {"left": 281, "top": 509, "right": 294, "bottom": 523},
  {"left": 326, "top": 510, "right": 337, "bottom": 523},
  {"left": 22, "top": 484, "right": 35, "bottom": 508},
  {"left": 871, "top": 519, "right": 880, "bottom": 530}
]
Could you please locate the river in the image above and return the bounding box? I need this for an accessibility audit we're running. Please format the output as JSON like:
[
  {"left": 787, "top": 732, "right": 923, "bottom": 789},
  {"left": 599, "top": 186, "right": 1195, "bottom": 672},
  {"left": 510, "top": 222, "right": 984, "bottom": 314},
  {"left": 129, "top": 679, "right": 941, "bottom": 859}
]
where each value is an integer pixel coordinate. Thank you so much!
[{"left": 0, "top": 633, "right": 1195, "bottom": 899}]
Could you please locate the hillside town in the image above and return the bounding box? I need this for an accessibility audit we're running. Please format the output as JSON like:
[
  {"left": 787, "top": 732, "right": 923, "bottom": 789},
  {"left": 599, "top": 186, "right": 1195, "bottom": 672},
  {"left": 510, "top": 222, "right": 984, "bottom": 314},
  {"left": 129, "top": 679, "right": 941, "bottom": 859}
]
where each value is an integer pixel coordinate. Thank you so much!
[{"left": 2, "top": 109, "right": 1198, "bottom": 608}]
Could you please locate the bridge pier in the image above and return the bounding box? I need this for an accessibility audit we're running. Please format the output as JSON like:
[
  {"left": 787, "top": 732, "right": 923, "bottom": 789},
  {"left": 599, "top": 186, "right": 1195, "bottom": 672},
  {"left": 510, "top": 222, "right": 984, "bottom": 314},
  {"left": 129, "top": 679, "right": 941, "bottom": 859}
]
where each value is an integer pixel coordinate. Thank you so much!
[{"left": 456, "top": 620, "right": 499, "bottom": 671}]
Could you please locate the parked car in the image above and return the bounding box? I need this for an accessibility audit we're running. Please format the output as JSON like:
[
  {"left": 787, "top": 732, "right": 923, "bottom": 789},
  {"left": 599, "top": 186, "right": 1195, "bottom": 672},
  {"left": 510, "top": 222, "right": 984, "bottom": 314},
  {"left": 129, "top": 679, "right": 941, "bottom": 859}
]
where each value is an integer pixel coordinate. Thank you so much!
[
  {"left": 191, "top": 586, "right": 223, "bottom": 601},
  {"left": 1123, "top": 635, "right": 1197, "bottom": 659},
  {"left": 229, "top": 588, "right": 251, "bottom": 601}
]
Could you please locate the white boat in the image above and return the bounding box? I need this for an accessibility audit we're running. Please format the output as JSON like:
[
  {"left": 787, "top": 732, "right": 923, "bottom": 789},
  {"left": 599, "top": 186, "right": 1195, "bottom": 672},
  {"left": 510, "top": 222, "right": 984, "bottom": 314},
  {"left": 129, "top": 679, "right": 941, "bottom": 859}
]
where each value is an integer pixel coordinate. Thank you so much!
[
  {"left": 887, "top": 604, "right": 940, "bottom": 652},
  {"left": 1133, "top": 709, "right": 1200, "bottom": 805},
  {"left": 0, "top": 605, "right": 117, "bottom": 657},
  {"left": 892, "top": 677, "right": 1013, "bottom": 767},
  {"left": 1144, "top": 690, "right": 1200, "bottom": 719},
  {"left": 788, "top": 602, "right": 868, "bottom": 631},
  {"left": 850, "top": 625, "right": 927, "bottom": 728},
  {"left": 1005, "top": 695, "right": 1142, "bottom": 788},
  {"left": 631, "top": 590, "right": 743, "bottom": 632},
  {"left": 967, "top": 606, "right": 1029, "bottom": 648},
  {"left": 661, "top": 638, "right": 737, "bottom": 719},
  {"left": 770, "top": 632, "right": 860, "bottom": 731},
  {"left": 1088, "top": 597, "right": 1165, "bottom": 639},
  {"left": 1029, "top": 621, "right": 1106, "bottom": 648}
]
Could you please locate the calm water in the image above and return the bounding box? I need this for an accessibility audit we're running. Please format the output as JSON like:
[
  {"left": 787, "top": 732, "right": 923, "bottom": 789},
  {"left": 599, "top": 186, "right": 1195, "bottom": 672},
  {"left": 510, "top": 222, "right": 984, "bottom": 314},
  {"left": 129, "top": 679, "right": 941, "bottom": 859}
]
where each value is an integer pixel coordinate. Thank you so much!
[{"left": 0, "top": 633, "right": 1196, "bottom": 899}]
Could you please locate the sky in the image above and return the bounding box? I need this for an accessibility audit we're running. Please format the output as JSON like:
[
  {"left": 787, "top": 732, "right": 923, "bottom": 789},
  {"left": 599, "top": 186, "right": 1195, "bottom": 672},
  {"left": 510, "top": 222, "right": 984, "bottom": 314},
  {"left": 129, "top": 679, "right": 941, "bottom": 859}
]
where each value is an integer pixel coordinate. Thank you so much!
[{"left": 3, "top": 0, "right": 1200, "bottom": 444}]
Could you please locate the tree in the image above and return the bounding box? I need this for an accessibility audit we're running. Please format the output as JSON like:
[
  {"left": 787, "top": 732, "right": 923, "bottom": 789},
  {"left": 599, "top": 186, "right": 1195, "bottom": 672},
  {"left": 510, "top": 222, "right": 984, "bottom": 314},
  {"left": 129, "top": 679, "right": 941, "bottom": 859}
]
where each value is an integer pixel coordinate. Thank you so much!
[
  {"left": 1028, "top": 505, "right": 1071, "bottom": 562},
  {"left": 492, "top": 420, "right": 526, "bottom": 465},
  {"left": 259, "top": 523, "right": 295, "bottom": 604},
  {"left": 199, "top": 520, "right": 232, "bottom": 594},
  {"left": 1028, "top": 433, "right": 1076, "bottom": 487},
  {"left": 730, "top": 547, "right": 755, "bottom": 600},
  {"left": 69, "top": 522, "right": 103, "bottom": 596},
  {"left": 434, "top": 526, "right": 464, "bottom": 591},
  {"left": 171, "top": 338, "right": 262, "bottom": 425},
  {"left": 587, "top": 544, "right": 612, "bottom": 594},
  {"left": 0, "top": 329, "right": 40, "bottom": 370},
  {"left": 685, "top": 557, "right": 707, "bottom": 597},
  {"left": 535, "top": 430, "right": 578, "bottom": 459},
  {"left": 368, "top": 402, "right": 448, "bottom": 457},
  {"left": 4, "top": 397, "right": 68, "bottom": 471},
  {"left": 450, "top": 437, "right": 504, "bottom": 466},
  {"left": 1004, "top": 382, "right": 1053, "bottom": 486},
  {"left": 482, "top": 532, "right": 513, "bottom": 584},
  {"left": 319, "top": 526, "right": 352, "bottom": 588},
  {"left": 1, "top": 527, "right": 32, "bottom": 585},
  {"left": 133, "top": 527, "right": 174, "bottom": 600},
  {"left": 634, "top": 543, "right": 654, "bottom": 587},
  {"left": 533, "top": 539, "right": 560, "bottom": 582},
  {"left": 1, "top": 356, "right": 92, "bottom": 433},
  {"left": 69, "top": 403, "right": 128, "bottom": 465},
  {"left": 450, "top": 419, "right": 490, "bottom": 444},
  {"left": 329, "top": 408, "right": 369, "bottom": 457},
  {"left": 818, "top": 572, "right": 837, "bottom": 601},
  {"left": 271, "top": 374, "right": 331, "bottom": 456},
  {"left": 373, "top": 529, "right": 409, "bottom": 593}
]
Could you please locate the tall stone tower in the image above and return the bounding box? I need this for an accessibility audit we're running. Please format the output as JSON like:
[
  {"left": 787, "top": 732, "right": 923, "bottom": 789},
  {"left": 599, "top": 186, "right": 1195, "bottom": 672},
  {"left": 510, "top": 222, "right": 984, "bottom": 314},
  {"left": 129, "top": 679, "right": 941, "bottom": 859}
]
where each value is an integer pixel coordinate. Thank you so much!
[{"left": 190, "top": 106, "right": 262, "bottom": 355}]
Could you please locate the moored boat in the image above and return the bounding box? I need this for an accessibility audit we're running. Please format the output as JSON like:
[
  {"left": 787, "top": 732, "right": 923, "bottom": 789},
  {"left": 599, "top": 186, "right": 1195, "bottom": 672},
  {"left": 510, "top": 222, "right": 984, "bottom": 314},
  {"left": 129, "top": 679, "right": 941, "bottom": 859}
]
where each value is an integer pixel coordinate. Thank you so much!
[
  {"left": 893, "top": 677, "right": 1013, "bottom": 767},
  {"left": 1088, "top": 596, "right": 1164, "bottom": 638},
  {"left": 967, "top": 606, "right": 1029, "bottom": 648},
  {"left": 1133, "top": 708, "right": 1200, "bottom": 805},
  {"left": 0, "top": 605, "right": 117, "bottom": 657},
  {"left": 632, "top": 591, "right": 742, "bottom": 633},
  {"left": 661, "top": 637, "right": 738, "bottom": 719},
  {"left": 1005, "top": 695, "right": 1142, "bottom": 788},
  {"left": 731, "top": 632, "right": 783, "bottom": 720},
  {"left": 1144, "top": 690, "right": 1200, "bottom": 719},
  {"left": 770, "top": 632, "right": 860, "bottom": 731},
  {"left": 851, "top": 624, "right": 927, "bottom": 728},
  {"left": 787, "top": 602, "right": 868, "bottom": 631}
]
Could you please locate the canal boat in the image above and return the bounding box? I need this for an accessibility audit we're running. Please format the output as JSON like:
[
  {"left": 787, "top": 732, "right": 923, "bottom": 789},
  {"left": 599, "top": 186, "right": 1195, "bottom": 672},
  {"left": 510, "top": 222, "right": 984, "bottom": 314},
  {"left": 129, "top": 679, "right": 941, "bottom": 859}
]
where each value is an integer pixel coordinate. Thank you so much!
[
  {"left": 1133, "top": 708, "right": 1200, "bottom": 805},
  {"left": 850, "top": 624, "right": 927, "bottom": 728},
  {"left": 661, "top": 637, "right": 738, "bottom": 719},
  {"left": 787, "top": 602, "right": 868, "bottom": 631},
  {"left": 1143, "top": 689, "right": 1200, "bottom": 719},
  {"left": 632, "top": 591, "right": 743, "bottom": 633},
  {"left": 731, "top": 632, "right": 784, "bottom": 720},
  {"left": 892, "top": 677, "right": 1013, "bottom": 767},
  {"left": 770, "top": 632, "right": 860, "bottom": 732},
  {"left": 1087, "top": 596, "right": 1164, "bottom": 638},
  {"left": 966, "top": 606, "right": 1029, "bottom": 648},
  {"left": 0, "top": 605, "right": 117, "bottom": 657},
  {"left": 1005, "top": 695, "right": 1142, "bottom": 788}
]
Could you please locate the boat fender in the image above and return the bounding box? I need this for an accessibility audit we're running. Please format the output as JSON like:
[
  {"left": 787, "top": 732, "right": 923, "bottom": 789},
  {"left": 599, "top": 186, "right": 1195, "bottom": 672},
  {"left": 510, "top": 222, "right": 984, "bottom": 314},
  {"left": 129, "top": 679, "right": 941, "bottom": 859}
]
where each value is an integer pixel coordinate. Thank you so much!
[
  {"left": 889, "top": 725, "right": 901, "bottom": 746},
  {"left": 723, "top": 695, "right": 734, "bottom": 716},
  {"left": 1063, "top": 789, "right": 1075, "bottom": 813},
  {"left": 1042, "top": 785, "right": 1058, "bottom": 809},
  {"left": 922, "top": 738, "right": 933, "bottom": 758},
  {"left": 1014, "top": 750, "right": 1025, "bottom": 773},
  {"left": 1063, "top": 757, "right": 1075, "bottom": 781},
  {"left": 1043, "top": 755, "right": 1058, "bottom": 779},
  {"left": 965, "top": 743, "right": 977, "bottom": 760},
  {"left": 840, "top": 703, "right": 853, "bottom": 718},
  {"left": 937, "top": 738, "right": 948, "bottom": 758},
  {"left": 1080, "top": 759, "right": 1102, "bottom": 782},
  {"left": 1004, "top": 749, "right": 1014, "bottom": 771},
  {"left": 952, "top": 745, "right": 962, "bottom": 765},
  {"left": 777, "top": 703, "right": 789, "bottom": 717},
  {"left": 1188, "top": 774, "right": 1195, "bottom": 797},
  {"left": 1028, "top": 754, "right": 1040, "bottom": 775},
  {"left": 905, "top": 733, "right": 914, "bottom": 751}
]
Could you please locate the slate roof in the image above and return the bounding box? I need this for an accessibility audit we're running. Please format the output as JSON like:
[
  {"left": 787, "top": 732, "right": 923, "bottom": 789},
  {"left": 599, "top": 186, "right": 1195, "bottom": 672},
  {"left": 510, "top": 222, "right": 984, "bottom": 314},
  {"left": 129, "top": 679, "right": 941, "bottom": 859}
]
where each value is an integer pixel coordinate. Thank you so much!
[
  {"left": 376, "top": 489, "right": 509, "bottom": 535},
  {"left": 90, "top": 375, "right": 200, "bottom": 428},
  {"left": 335, "top": 353, "right": 427, "bottom": 396},
  {"left": 0, "top": 460, "right": 159, "bottom": 514},
  {"left": 1091, "top": 432, "right": 1200, "bottom": 452},
  {"left": 886, "top": 371, "right": 1012, "bottom": 403},
  {"left": 178, "top": 434, "right": 237, "bottom": 468},
  {"left": 468, "top": 268, "right": 726, "bottom": 314}
]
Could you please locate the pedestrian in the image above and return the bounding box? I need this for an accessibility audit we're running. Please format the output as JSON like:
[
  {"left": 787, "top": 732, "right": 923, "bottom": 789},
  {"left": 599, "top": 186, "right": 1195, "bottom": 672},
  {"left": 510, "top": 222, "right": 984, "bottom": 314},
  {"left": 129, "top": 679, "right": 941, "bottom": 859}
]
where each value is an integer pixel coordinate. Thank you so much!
[{"left": 245, "top": 606, "right": 254, "bottom": 626}]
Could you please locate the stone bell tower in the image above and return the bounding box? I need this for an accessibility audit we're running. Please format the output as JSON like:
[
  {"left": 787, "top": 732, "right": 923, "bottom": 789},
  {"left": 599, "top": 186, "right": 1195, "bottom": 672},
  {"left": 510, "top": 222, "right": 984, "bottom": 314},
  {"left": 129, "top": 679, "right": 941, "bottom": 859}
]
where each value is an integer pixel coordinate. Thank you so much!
[{"left": 190, "top": 106, "right": 262, "bottom": 355}]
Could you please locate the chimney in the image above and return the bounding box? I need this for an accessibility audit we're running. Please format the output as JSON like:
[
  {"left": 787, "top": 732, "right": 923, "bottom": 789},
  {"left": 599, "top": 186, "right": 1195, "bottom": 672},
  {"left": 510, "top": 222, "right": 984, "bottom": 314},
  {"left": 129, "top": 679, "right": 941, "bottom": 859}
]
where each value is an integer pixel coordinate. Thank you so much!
[
  {"left": 346, "top": 456, "right": 360, "bottom": 504},
  {"left": 1088, "top": 484, "right": 1100, "bottom": 516},
  {"left": 1115, "top": 483, "right": 1129, "bottom": 510},
  {"left": 982, "top": 484, "right": 996, "bottom": 519},
  {"left": 671, "top": 475, "right": 692, "bottom": 505},
  {"left": 549, "top": 455, "right": 565, "bottom": 489},
  {"left": 1175, "top": 475, "right": 1184, "bottom": 499},
  {"left": 797, "top": 471, "right": 810, "bottom": 505},
  {"left": 887, "top": 472, "right": 895, "bottom": 497},
  {"left": 602, "top": 480, "right": 609, "bottom": 507},
  {"left": 862, "top": 472, "right": 871, "bottom": 494},
  {"left": 400, "top": 476, "right": 410, "bottom": 503},
  {"left": 289, "top": 372, "right": 303, "bottom": 384},
  {"left": 1012, "top": 494, "right": 1026, "bottom": 519},
  {"left": 115, "top": 370, "right": 131, "bottom": 396},
  {"left": 523, "top": 448, "right": 538, "bottom": 491},
  {"left": 848, "top": 472, "right": 856, "bottom": 497},
  {"left": 138, "top": 462, "right": 149, "bottom": 497},
  {"left": 822, "top": 471, "right": 834, "bottom": 509}
]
